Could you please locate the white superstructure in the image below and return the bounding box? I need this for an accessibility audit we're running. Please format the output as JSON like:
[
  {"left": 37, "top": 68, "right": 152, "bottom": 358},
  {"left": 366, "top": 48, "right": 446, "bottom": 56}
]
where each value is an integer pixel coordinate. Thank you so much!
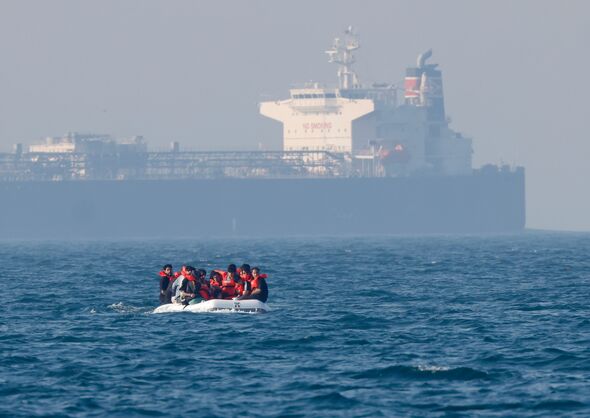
[
  {"left": 260, "top": 27, "right": 473, "bottom": 177},
  {"left": 260, "top": 85, "right": 374, "bottom": 153}
]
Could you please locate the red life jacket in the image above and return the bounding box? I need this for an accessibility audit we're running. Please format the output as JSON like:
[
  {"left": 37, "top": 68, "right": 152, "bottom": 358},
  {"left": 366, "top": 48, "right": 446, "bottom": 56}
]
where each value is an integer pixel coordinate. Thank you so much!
[
  {"left": 209, "top": 271, "right": 223, "bottom": 293},
  {"left": 184, "top": 274, "right": 196, "bottom": 282},
  {"left": 219, "top": 271, "right": 236, "bottom": 298},
  {"left": 222, "top": 276, "right": 236, "bottom": 287},
  {"left": 248, "top": 276, "right": 268, "bottom": 303},
  {"left": 250, "top": 274, "right": 268, "bottom": 290},
  {"left": 234, "top": 281, "right": 245, "bottom": 297},
  {"left": 175, "top": 267, "right": 189, "bottom": 279},
  {"left": 198, "top": 281, "right": 211, "bottom": 300}
]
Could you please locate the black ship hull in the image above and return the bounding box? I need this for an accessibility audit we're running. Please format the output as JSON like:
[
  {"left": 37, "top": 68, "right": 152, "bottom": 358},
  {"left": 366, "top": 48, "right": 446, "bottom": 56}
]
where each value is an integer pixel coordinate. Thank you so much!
[{"left": 0, "top": 169, "right": 525, "bottom": 239}]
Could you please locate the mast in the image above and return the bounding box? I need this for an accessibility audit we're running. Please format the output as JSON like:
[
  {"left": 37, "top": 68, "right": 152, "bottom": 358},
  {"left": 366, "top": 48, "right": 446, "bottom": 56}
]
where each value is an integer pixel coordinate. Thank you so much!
[{"left": 325, "top": 26, "right": 361, "bottom": 90}]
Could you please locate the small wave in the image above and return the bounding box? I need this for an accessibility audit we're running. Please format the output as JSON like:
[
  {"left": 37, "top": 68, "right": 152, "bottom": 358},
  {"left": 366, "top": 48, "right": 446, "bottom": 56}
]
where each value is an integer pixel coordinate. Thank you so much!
[
  {"left": 436, "top": 402, "right": 524, "bottom": 412},
  {"left": 336, "top": 313, "right": 383, "bottom": 330},
  {"left": 532, "top": 349, "right": 583, "bottom": 367},
  {"left": 417, "top": 364, "right": 450, "bottom": 372},
  {"left": 351, "top": 364, "right": 490, "bottom": 381},
  {"left": 478, "top": 353, "right": 505, "bottom": 363},
  {"left": 1, "top": 355, "right": 40, "bottom": 365},
  {"left": 81, "top": 306, "right": 98, "bottom": 314},
  {"left": 257, "top": 334, "right": 327, "bottom": 349},
  {"left": 344, "top": 338, "right": 371, "bottom": 346},
  {"left": 108, "top": 302, "right": 150, "bottom": 314},
  {"left": 308, "top": 391, "right": 359, "bottom": 408},
  {"left": 532, "top": 400, "right": 586, "bottom": 410}
]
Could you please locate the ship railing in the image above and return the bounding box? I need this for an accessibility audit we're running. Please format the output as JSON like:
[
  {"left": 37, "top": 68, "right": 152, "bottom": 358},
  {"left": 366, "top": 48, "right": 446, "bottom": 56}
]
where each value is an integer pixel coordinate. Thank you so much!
[
  {"left": 142, "top": 150, "right": 350, "bottom": 179},
  {"left": 0, "top": 150, "right": 355, "bottom": 181}
]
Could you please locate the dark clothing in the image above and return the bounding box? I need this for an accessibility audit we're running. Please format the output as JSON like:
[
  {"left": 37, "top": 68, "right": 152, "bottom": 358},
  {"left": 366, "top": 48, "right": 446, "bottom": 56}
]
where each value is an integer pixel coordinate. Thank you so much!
[
  {"left": 179, "top": 278, "right": 194, "bottom": 293},
  {"left": 159, "top": 293, "right": 168, "bottom": 305},
  {"left": 246, "top": 277, "right": 268, "bottom": 303},
  {"left": 158, "top": 271, "right": 174, "bottom": 305}
]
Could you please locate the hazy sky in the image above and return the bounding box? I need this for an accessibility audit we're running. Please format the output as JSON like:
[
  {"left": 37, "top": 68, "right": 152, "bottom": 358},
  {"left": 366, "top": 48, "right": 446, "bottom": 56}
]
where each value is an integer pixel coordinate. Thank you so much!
[{"left": 0, "top": 0, "right": 588, "bottom": 231}]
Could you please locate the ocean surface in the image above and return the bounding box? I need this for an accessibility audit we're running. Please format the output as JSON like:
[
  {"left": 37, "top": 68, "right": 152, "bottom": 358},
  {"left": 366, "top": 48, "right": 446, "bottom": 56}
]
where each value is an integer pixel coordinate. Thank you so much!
[{"left": 1, "top": 232, "right": 589, "bottom": 417}]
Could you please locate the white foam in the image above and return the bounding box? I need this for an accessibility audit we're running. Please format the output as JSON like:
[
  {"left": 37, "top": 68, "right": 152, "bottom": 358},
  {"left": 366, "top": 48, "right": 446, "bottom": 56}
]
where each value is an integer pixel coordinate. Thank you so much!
[
  {"left": 108, "top": 302, "right": 148, "bottom": 314},
  {"left": 417, "top": 364, "right": 450, "bottom": 372}
]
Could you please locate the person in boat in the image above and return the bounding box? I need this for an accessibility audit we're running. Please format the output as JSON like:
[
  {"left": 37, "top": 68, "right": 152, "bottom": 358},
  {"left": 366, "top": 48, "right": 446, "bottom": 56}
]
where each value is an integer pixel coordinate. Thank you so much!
[
  {"left": 171, "top": 266, "right": 198, "bottom": 305},
  {"left": 209, "top": 271, "right": 223, "bottom": 299},
  {"left": 174, "top": 265, "right": 187, "bottom": 279},
  {"left": 219, "top": 264, "right": 239, "bottom": 299},
  {"left": 239, "top": 264, "right": 253, "bottom": 283},
  {"left": 168, "top": 265, "right": 187, "bottom": 302},
  {"left": 233, "top": 272, "right": 246, "bottom": 299},
  {"left": 231, "top": 264, "right": 252, "bottom": 299},
  {"left": 238, "top": 266, "right": 268, "bottom": 303},
  {"left": 196, "top": 269, "right": 214, "bottom": 300},
  {"left": 158, "top": 264, "right": 175, "bottom": 305}
]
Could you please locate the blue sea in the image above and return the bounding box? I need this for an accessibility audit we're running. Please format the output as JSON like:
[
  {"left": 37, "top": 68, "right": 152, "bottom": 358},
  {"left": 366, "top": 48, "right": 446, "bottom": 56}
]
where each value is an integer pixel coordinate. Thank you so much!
[{"left": 1, "top": 232, "right": 589, "bottom": 417}]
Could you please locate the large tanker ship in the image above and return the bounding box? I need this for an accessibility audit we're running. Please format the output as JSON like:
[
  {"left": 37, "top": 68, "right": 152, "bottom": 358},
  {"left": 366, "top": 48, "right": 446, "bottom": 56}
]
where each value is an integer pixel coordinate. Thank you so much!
[{"left": 0, "top": 28, "right": 525, "bottom": 239}]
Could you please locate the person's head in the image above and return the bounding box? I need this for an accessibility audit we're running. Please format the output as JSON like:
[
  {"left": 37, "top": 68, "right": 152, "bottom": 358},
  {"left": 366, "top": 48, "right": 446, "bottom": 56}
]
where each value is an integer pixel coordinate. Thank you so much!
[
  {"left": 252, "top": 267, "right": 260, "bottom": 278},
  {"left": 227, "top": 264, "right": 237, "bottom": 274},
  {"left": 185, "top": 266, "right": 195, "bottom": 276},
  {"left": 163, "top": 264, "right": 173, "bottom": 275},
  {"left": 197, "top": 269, "right": 207, "bottom": 279},
  {"left": 210, "top": 271, "right": 222, "bottom": 283},
  {"left": 240, "top": 264, "right": 251, "bottom": 277}
]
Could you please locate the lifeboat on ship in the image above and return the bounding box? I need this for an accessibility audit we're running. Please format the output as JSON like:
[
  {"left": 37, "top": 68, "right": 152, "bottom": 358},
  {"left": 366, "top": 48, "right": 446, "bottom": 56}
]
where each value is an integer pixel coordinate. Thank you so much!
[{"left": 153, "top": 299, "right": 270, "bottom": 314}]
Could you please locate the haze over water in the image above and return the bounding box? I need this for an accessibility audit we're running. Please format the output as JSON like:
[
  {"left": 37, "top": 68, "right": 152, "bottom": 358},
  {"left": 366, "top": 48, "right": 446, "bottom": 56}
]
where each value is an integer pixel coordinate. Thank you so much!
[
  {"left": 1, "top": 232, "right": 589, "bottom": 416},
  {"left": 0, "top": 0, "right": 589, "bottom": 231}
]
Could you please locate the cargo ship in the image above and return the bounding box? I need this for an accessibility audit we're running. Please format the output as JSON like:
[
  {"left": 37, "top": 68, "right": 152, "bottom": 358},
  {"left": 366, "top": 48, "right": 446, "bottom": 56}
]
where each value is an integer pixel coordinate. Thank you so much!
[{"left": 0, "top": 28, "right": 525, "bottom": 239}]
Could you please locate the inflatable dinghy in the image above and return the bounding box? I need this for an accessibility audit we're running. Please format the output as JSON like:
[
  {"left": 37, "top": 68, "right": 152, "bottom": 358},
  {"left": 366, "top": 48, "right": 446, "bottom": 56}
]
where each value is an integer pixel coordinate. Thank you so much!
[{"left": 154, "top": 299, "right": 270, "bottom": 314}]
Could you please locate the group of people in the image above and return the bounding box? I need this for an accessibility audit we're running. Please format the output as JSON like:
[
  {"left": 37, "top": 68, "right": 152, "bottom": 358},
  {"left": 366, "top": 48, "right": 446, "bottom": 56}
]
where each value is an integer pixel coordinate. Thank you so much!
[{"left": 157, "top": 263, "right": 269, "bottom": 305}]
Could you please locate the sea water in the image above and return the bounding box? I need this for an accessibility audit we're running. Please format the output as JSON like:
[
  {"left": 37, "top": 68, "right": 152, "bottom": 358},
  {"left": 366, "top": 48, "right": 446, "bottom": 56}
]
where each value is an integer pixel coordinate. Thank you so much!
[{"left": 1, "top": 232, "right": 589, "bottom": 417}]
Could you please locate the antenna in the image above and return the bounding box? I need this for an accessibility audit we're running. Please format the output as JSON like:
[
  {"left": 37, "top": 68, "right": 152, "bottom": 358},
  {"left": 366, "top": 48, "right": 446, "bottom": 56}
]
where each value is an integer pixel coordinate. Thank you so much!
[{"left": 325, "top": 26, "right": 361, "bottom": 90}]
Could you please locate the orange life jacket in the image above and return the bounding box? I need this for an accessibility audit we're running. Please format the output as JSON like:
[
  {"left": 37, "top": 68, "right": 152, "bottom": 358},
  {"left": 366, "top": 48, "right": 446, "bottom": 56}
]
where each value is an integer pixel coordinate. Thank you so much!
[
  {"left": 250, "top": 274, "right": 268, "bottom": 290},
  {"left": 218, "top": 271, "right": 236, "bottom": 298},
  {"left": 234, "top": 281, "right": 245, "bottom": 297},
  {"left": 198, "top": 283, "right": 211, "bottom": 300},
  {"left": 174, "top": 267, "right": 188, "bottom": 279}
]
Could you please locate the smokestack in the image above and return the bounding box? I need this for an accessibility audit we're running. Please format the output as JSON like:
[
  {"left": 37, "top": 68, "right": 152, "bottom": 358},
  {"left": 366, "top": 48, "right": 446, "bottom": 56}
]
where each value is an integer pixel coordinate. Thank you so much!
[
  {"left": 404, "top": 50, "right": 446, "bottom": 121},
  {"left": 417, "top": 49, "right": 433, "bottom": 69},
  {"left": 404, "top": 68, "right": 421, "bottom": 105}
]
